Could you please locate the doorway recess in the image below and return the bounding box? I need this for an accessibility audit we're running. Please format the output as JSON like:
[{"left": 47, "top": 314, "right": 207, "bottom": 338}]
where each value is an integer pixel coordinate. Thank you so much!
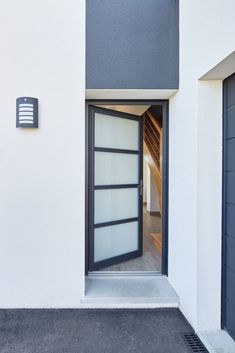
[{"left": 85, "top": 100, "right": 169, "bottom": 276}]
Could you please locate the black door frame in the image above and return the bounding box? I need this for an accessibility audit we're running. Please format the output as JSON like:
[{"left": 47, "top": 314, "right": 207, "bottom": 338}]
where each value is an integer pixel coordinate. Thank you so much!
[
  {"left": 85, "top": 100, "right": 169, "bottom": 275},
  {"left": 88, "top": 105, "right": 143, "bottom": 271}
]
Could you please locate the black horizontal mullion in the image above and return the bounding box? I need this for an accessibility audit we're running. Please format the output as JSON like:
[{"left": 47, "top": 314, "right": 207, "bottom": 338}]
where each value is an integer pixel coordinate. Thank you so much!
[
  {"left": 94, "top": 217, "right": 139, "bottom": 228},
  {"left": 94, "top": 147, "right": 139, "bottom": 154},
  {"left": 94, "top": 184, "right": 139, "bottom": 190}
]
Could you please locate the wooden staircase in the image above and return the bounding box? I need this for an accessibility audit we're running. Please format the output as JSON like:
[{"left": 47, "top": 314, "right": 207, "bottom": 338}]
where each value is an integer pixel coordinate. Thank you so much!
[
  {"left": 150, "top": 232, "right": 162, "bottom": 255},
  {"left": 143, "top": 110, "right": 163, "bottom": 254}
]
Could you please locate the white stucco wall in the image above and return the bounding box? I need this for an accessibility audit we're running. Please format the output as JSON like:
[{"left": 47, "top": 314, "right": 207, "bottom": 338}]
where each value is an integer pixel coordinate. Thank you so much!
[
  {"left": 0, "top": 0, "right": 235, "bottom": 336},
  {"left": 0, "top": 1, "right": 85, "bottom": 307},
  {"left": 168, "top": 0, "right": 235, "bottom": 331}
]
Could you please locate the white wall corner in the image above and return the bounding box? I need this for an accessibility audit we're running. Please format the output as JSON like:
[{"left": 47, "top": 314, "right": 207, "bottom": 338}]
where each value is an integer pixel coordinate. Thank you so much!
[{"left": 196, "top": 80, "right": 223, "bottom": 331}]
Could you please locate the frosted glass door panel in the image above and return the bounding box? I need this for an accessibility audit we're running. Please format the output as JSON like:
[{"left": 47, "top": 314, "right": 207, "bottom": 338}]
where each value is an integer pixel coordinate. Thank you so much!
[
  {"left": 94, "top": 188, "right": 138, "bottom": 224},
  {"left": 94, "top": 222, "right": 138, "bottom": 262},
  {"left": 95, "top": 113, "right": 139, "bottom": 150},
  {"left": 95, "top": 152, "right": 138, "bottom": 185}
]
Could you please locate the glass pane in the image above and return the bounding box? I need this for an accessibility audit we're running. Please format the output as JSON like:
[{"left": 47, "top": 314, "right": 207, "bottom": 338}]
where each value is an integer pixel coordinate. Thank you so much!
[
  {"left": 94, "top": 188, "right": 138, "bottom": 224},
  {"left": 95, "top": 152, "right": 138, "bottom": 185},
  {"left": 94, "top": 221, "right": 138, "bottom": 262},
  {"left": 95, "top": 112, "right": 139, "bottom": 150}
]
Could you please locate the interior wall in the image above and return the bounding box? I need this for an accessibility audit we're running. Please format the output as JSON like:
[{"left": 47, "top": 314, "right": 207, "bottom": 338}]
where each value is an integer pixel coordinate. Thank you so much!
[
  {"left": 96, "top": 105, "right": 150, "bottom": 116},
  {"left": 143, "top": 158, "right": 148, "bottom": 203},
  {"left": 168, "top": 0, "right": 235, "bottom": 331},
  {"left": 0, "top": 0, "right": 85, "bottom": 307},
  {"left": 146, "top": 167, "right": 160, "bottom": 213}
]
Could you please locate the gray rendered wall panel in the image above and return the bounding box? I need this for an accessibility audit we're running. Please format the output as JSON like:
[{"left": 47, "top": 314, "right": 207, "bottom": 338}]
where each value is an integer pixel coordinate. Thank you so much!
[{"left": 86, "top": 0, "right": 179, "bottom": 89}]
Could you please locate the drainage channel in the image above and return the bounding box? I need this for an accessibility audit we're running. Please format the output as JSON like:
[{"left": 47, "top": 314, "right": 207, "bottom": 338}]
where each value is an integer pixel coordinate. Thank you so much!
[{"left": 183, "top": 333, "right": 208, "bottom": 353}]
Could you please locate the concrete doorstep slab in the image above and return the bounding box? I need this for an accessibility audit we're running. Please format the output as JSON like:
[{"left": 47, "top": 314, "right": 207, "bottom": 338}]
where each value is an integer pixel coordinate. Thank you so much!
[{"left": 81, "top": 275, "right": 179, "bottom": 308}]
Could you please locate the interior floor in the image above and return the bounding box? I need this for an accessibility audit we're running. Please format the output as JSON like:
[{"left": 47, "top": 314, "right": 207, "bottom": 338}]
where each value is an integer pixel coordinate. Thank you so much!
[{"left": 99, "top": 205, "right": 162, "bottom": 272}]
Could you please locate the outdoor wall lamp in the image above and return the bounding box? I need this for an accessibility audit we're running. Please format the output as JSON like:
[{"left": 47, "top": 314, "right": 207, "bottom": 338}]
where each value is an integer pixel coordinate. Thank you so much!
[{"left": 16, "top": 97, "right": 38, "bottom": 128}]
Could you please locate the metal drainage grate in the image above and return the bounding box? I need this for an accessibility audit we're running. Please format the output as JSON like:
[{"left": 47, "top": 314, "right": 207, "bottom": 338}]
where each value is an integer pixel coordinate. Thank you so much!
[{"left": 183, "top": 333, "right": 208, "bottom": 353}]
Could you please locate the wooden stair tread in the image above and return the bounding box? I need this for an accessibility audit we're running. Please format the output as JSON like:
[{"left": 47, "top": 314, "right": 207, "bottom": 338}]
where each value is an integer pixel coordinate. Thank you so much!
[
  {"left": 150, "top": 232, "right": 162, "bottom": 255},
  {"left": 150, "top": 232, "right": 162, "bottom": 241}
]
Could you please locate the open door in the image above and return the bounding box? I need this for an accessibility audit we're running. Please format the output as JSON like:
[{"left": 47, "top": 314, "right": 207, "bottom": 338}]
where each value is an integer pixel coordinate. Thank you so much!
[{"left": 88, "top": 106, "right": 143, "bottom": 271}]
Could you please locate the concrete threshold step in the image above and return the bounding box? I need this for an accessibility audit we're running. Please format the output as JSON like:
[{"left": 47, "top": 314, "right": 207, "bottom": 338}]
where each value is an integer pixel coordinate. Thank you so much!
[
  {"left": 81, "top": 275, "right": 179, "bottom": 308},
  {"left": 198, "top": 330, "right": 235, "bottom": 353}
]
